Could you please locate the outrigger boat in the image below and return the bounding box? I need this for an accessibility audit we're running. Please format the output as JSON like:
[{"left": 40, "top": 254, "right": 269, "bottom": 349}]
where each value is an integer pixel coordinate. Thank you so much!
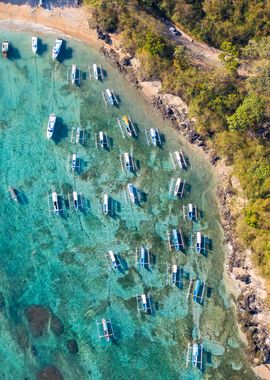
[
  {"left": 109, "top": 250, "right": 118, "bottom": 270},
  {"left": 73, "top": 191, "right": 79, "bottom": 211},
  {"left": 188, "top": 203, "right": 197, "bottom": 221},
  {"left": 122, "top": 115, "right": 132, "bottom": 137},
  {"left": 46, "top": 113, "right": 56, "bottom": 139},
  {"left": 8, "top": 186, "right": 18, "bottom": 202},
  {"left": 102, "top": 318, "right": 111, "bottom": 342},
  {"left": 186, "top": 342, "right": 203, "bottom": 369},
  {"left": 127, "top": 183, "right": 136, "bottom": 204},
  {"left": 72, "top": 154, "right": 77, "bottom": 171},
  {"left": 99, "top": 131, "right": 107, "bottom": 148},
  {"left": 105, "top": 89, "right": 114, "bottom": 106},
  {"left": 196, "top": 232, "right": 202, "bottom": 253},
  {"left": 150, "top": 128, "right": 160, "bottom": 146},
  {"left": 96, "top": 318, "right": 115, "bottom": 342},
  {"left": 172, "top": 229, "right": 180, "bottom": 251},
  {"left": 2, "top": 41, "right": 9, "bottom": 58},
  {"left": 171, "top": 264, "right": 178, "bottom": 285},
  {"left": 76, "top": 127, "right": 80, "bottom": 144},
  {"left": 193, "top": 279, "right": 205, "bottom": 304},
  {"left": 71, "top": 64, "right": 77, "bottom": 84},
  {"left": 140, "top": 247, "right": 147, "bottom": 267},
  {"left": 173, "top": 178, "right": 181, "bottom": 196},
  {"left": 103, "top": 194, "right": 109, "bottom": 215},
  {"left": 52, "top": 39, "right": 63, "bottom": 60},
  {"left": 52, "top": 192, "right": 59, "bottom": 213},
  {"left": 124, "top": 152, "right": 133, "bottom": 171},
  {"left": 93, "top": 63, "right": 99, "bottom": 80},
  {"left": 32, "top": 37, "right": 38, "bottom": 54}
]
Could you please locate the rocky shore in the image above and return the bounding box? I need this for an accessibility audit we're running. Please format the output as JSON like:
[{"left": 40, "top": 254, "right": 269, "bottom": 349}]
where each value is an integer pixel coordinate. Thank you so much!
[{"left": 99, "top": 33, "right": 270, "bottom": 376}]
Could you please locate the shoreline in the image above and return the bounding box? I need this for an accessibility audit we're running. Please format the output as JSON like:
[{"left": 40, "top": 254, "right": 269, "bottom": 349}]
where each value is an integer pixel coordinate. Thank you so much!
[{"left": 0, "top": 3, "right": 269, "bottom": 378}]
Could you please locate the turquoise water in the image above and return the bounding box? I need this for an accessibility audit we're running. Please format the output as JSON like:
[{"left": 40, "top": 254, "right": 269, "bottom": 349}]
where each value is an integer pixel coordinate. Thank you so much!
[{"left": 0, "top": 29, "right": 256, "bottom": 379}]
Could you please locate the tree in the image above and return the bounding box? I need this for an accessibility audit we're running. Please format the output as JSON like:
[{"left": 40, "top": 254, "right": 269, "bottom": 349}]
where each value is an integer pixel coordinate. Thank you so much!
[{"left": 227, "top": 93, "right": 265, "bottom": 131}]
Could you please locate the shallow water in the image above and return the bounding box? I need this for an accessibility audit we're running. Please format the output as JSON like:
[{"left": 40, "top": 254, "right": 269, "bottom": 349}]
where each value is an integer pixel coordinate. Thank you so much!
[{"left": 0, "top": 29, "right": 256, "bottom": 380}]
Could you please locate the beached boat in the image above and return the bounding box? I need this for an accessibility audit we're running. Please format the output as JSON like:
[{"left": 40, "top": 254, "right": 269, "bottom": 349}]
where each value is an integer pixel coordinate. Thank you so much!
[
  {"left": 122, "top": 115, "right": 132, "bottom": 137},
  {"left": 52, "top": 39, "right": 63, "bottom": 60},
  {"left": 2, "top": 41, "right": 9, "bottom": 58},
  {"left": 127, "top": 183, "right": 136, "bottom": 204},
  {"left": 46, "top": 113, "right": 56, "bottom": 139},
  {"left": 71, "top": 64, "right": 77, "bottom": 84},
  {"left": 32, "top": 37, "right": 38, "bottom": 54}
]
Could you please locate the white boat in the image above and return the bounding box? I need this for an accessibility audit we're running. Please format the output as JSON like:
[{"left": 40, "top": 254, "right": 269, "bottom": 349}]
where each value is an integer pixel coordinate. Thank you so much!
[
  {"left": 2, "top": 41, "right": 9, "bottom": 58},
  {"left": 71, "top": 64, "right": 77, "bottom": 84},
  {"left": 124, "top": 152, "right": 132, "bottom": 171},
  {"left": 93, "top": 63, "right": 99, "bottom": 80},
  {"left": 52, "top": 39, "right": 63, "bottom": 60},
  {"left": 103, "top": 194, "right": 109, "bottom": 215},
  {"left": 127, "top": 183, "right": 135, "bottom": 204},
  {"left": 109, "top": 250, "right": 118, "bottom": 270},
  {"left": 174, "top": 151, "right": 183, "bottom": 168},
  {"left": 8, "top": 186, "right": 18, "bottom": 202},
  {"left": 76, "top": 127, "right": 80, "bottom": 144},
  {"left": 52, "top": 192, "right": 59, "bottom": 213},
  {"left": 141, "top": 294, "right": 148, "bottom": 312},
  {"left": 172, "top": 264, "right": 178, "bottom": 285},
  {"left": 32, "top": 36, "right": 38, "bottom": 54},
  {"left": 46, "top": 113, "right": 56, "bottom": 139},
  {"left": 196, "top": 232, "right": 202, "bottom": 253},
  {"left": 150, "top": 128, "right": 160, "bottom": 146},
  {"left": 106, "top": 89, "right": 114, "bottom": 106},
  {"left": 73, "top": 191, "right": 78, "bottom": 210},
  {"left": 101, "top": 318, "right": 110, "bottom": 342},
  {"left": 173, "top": 178, "right": 181, "bottom": 196},
  {"left": 99, "top": 131, "right": 107, "bottom": 148}
]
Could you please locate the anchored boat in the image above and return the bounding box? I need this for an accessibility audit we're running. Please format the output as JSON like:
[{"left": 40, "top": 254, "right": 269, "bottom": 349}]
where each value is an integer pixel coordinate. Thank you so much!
[
  {"left": 103, "top": 194, "right": 109, "bottom": 215},
  {"left": 127, "top": 183, "right": 136, "bottom": 204},
  {"left": 71, "top": 64, "right": 77, "bottom": 84},
  {"left": 32, "top": 37, "right": 38, "bottom": 54},
  {"left": 109, "top": 250, "right": 118, "bottom": 270},
  {"left": 8, "top": 186, "right": 18, "bottom": 202},
  {"left": 93, "top": 63, "right": 99, "bottom": 80},
  {"left": 105, "top": 89, "right": 114, "bottom": 106},
  {"left": 150, "top": 128, "right": 160, "bottom": 146},
  {"left": 46, "top": 113, "right": 56, "bottom": 139},
  {"left": 2, "top": 41, "right": 9, "bottom": 58},
  {"left": 196, "top": 232, "right": 202, "bottom": 253},
  {"left": 122, "top": 115, "right": 132, "bottom": 137},
  {"left": 73, "top": 191, "right": 78, "bottom": 210},
  {"left": 52, "top": 39, "right": 63, "bottom": 60},
  {"left": 72, "top": 154, "right": 77, "bottom": 171},
  {"left": 52, "top": 192, "right": 59, "bottom": 213},
  {"left": 124, "top": 152, "right": 133, "bottom": 171},
  {"left": 102, "top": 318, "right": 110, "bottom": 342}
]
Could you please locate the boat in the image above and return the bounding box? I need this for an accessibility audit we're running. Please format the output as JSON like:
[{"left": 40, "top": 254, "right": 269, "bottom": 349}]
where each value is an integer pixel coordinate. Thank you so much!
[
  {"left": 141, "top": 294, "right": 148, "bottom": 313},
  {"left": 93, "top": 63, "right": 99, "bottom": 80},
  {"left": 71, "top": 64, "right": 77, "bottom": 84},
  {"left": 76, "top": 127, "right": 80, "bottom": 144},
  {"left": 105, "top": 89, "right": 114, "bottom": 106},
  {"left": 172, "top": 264, "right": 178, "bottom": 285},
  {"left": 174, "top": 151, "right": 183, "bottom": 168},
  {"left": 32, "top": 37, "right": 38, "bottom": 54},
  {"left": 46, "top": 113, "right": 56, "bottom": 139},
  {"left": 140, "top": 247, "right": 146, "bottom": 267},
  {"left": 101, "top": 319, "right": 110, "bottom": 342},
  {"left": 72, "top": 154, "right": 77, "bottom": 170},
  {"left": 122, "top": 115, "right": 132, "bottom": 137},
  {"left": 172, "top": 229, "right": 180, "bottom": 251},
  {"left": 52, "top": 192, "right": 59, "bottom": 213},
  {"left": 8, "top": 186, "right": 18, "bottom": 201},
  {"left": 150, "top": 128, "right": 160, "bottom": 146},
  {"left": 52, "top": 39, "right": 63, "bottom": 60},
  {"left": 73, "top": 191, "right": 78, "bottom": 210},
  {"left": 188, "top": 203, "right": 196, "bottom": 221},
  {"left": 124, "top": 152, "right": 132, "bottom": 171},
  {"left": 193, "top": 279, "right": 205, "bottom": 303},
  {"left": 127, "top": 183, "right": 135, "bottom": 204},
  {"left": 99, "top": 131, "right": 107, "bottom": 148},
  {"left": 103, "top": 194, "right": 109, "bottom": 215},
  {"left": 173, "top": 178, "right": 181, "bottom": 196},
  {"left": 2, "top": 41, "right": 9, "bottom": 58},
  {"left": 109, "top": 250, "right": 118, "bottom": 270},
  {"left": 196, "top": 232, "right": 202, "bottom": 253}
]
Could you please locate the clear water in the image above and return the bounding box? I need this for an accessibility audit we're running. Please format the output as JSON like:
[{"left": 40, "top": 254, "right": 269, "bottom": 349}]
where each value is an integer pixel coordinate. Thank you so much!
[{"left": 0, "top": 29, "right": 256, "bottom": 380}]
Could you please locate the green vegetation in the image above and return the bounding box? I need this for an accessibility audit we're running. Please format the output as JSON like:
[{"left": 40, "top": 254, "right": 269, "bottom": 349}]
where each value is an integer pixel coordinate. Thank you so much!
[{"left": 84, "top": 0, "right": 270, "bottom": 278}]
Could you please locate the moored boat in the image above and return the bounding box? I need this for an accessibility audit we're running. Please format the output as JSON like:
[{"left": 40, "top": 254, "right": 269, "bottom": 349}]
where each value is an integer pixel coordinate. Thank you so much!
[
  {"left": 196, "top": 232, "right": 202, "bottom": 253},
  {"left": 122, "top": 115, "right": 132, "bottom": 136},
  {"left": 127, "top": 183, "right": 136, "bottom": 204},
  {"left": 106, "top": 89, "right": 114, "bottom": 106},
  {"left": 8, "top": 186, "right": 18, "bottom": 201},
  {"left": 32, "top": 36, "right": 38, "bottom": 54},
  {"left": 103, "top": 194, "right": 109, "bottom": 215},
  {"left": 150, "top": 128, "right": 160, "bottom": 146},
  {"left": 2, "top": 41, "right": 9, "bottom": 58},
  {"left": 52, "top": 191, "right": 59, "bottom": 213},
  {"left": 52, "top": 39, "right": 63, "bottom": 60},
  {"left": 109, "top": 250, "right": 118, "bottom": 270},
  {"left": 93, "top": 63, "right": 99, "bottom": 80},
  {"left": 71, "top": 64, "right": 77, "bottom": 84},
  {"left": 46, "top": 113, "right": 56, "bottom": 139},
  {"left": 102, "top": 318, "right": 110, "bottom": 342},
  {"left": 73, "top": 191, "right": 78, "bottom": 210}
]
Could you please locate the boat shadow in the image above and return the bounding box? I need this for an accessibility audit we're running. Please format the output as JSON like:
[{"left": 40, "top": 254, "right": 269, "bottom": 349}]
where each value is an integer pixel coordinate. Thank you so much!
[
  {"left": 9, "top": 45, "right": 21, "bottom": 61},
  {"left": 17, "top": 191, "right": 29, "bottom": 205},
  {"left": 58, "top": 40, "right": 73, "bottom": 63},
  {"left": 53, "top": 117, "right": 68, "bottom": 144},
  {"left": 37, "top": 39, "right": 48, "bottom": 56}
]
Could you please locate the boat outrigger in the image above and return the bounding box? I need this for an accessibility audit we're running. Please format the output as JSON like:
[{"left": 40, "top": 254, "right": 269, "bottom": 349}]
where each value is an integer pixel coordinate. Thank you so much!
[
  {"left": 32, "top": 37, "right": 38, "bottom": 54},
  {"left": 52, "top": 39, "right": 63, "bottom": 60},
  {"left": 8, "top": 186, "right": 18, "bottom": 202},
  {"left": 96, "top": 318, "right": 115, "bottom": 342},
  {"left": 186, "top": 342, "right": 203, "bottom": 369},
  {"left": 46, "top": 113, "right": 56, "bottom": 139},
  {"left": 2, "top": 41, "right": 9, "bottom": 58}
]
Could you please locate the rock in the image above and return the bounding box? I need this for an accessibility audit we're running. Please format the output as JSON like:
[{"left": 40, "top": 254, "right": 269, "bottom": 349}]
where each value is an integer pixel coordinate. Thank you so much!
[
  {"left": 25, "top": 305, "right": 64, "bottom": 337},
  {"left": 36, "top": 366, "right": 64, "bottom": 380},
  {"left": 67, "top": 339, "right": 79, "bottom": 354}
]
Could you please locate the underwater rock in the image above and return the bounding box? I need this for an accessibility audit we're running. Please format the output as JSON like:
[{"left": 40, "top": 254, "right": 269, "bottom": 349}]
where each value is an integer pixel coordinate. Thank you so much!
[
  {"left": 36, "top": 366, "right": 64, "bottom": 380},
  {"left": 25, "top": 305, "right": 64, "bottom": 337},
  {"left": 67, "top": 339, "right": 79, "bottom": 354}
]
